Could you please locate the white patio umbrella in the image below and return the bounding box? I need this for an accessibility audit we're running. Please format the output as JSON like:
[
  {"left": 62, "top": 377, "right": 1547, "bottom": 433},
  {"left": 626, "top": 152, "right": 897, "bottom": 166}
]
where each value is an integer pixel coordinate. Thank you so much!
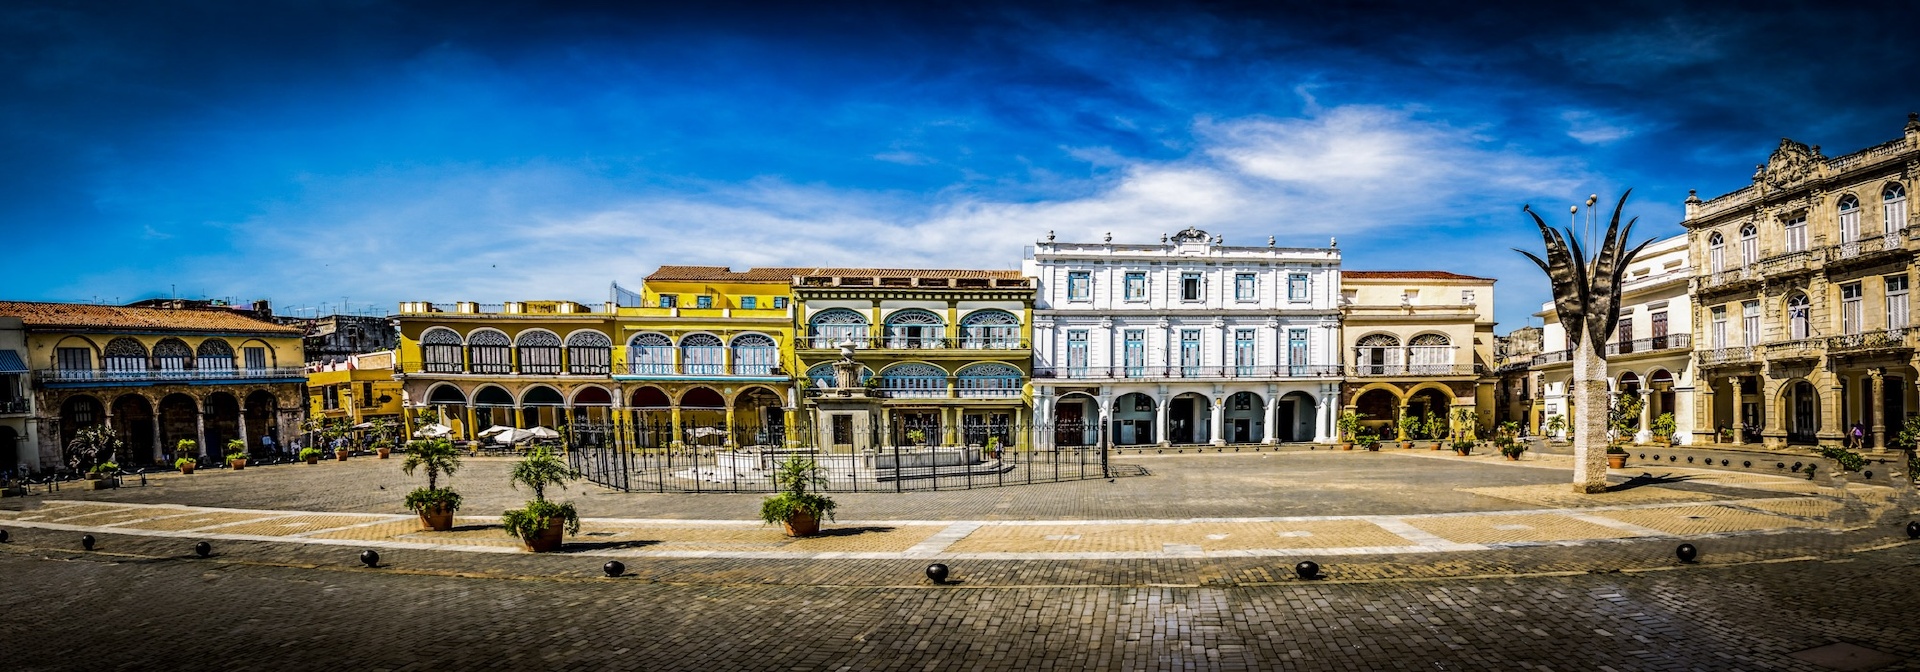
[
  {"left": 413, "top": 423, "right": 452, "bottom": 438},
  {"left": 476, "top": 426, "right": 514, "bottom": 438},
  {"left": 528, "top": 427, "right": 561, "bottom": 440},
  {"left": 489, "top": 427, "right": 537, "bottom": 445}
]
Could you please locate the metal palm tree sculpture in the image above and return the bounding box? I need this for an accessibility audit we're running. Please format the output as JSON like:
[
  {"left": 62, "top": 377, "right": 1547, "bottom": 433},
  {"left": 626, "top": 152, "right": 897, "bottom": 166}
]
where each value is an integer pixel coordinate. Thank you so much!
[{"left": 1516, "top": 190, "right": 1653, "bottom": 493}]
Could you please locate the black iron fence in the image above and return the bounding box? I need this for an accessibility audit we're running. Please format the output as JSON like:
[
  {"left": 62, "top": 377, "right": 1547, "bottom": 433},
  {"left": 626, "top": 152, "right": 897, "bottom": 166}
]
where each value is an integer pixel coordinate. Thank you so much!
[{"left": 564, "top": 420, "right": 1126, "bottom": 493}]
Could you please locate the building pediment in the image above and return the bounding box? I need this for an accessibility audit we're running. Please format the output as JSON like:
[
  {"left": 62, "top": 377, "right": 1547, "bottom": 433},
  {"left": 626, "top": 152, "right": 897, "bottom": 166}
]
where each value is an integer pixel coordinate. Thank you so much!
[{"left": 1757, "top": 138, "right": 1824, "bottom": 190}]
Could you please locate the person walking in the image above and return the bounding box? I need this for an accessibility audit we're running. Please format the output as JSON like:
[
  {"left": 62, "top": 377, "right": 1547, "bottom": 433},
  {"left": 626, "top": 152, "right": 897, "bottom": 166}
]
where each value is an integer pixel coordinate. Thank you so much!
[{"left": 1849, "top": 423, "right": 1866, "bottom": 450}]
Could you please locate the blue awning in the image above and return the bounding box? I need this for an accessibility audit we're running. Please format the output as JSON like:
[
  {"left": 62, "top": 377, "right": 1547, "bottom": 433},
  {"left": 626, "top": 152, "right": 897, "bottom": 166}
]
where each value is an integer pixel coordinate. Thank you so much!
[{"left": 0, "top": 350, "right": 24, "bottom": 374}]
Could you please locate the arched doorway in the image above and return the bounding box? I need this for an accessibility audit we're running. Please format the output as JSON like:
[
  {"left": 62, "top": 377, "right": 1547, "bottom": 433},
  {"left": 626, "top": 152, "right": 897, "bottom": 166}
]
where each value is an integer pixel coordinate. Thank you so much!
[
  {"left": 1278, "top": 391, "right": 1317, "bottom": 442},
  {"left": 0, "top": 426, "right": 20, "bottom": 477},
  {"left": 244, "top": 391, "right": 278, "bottom": 454},
  {"left": 1169, "top": 392, "right": 1210, "bottom": 444},
  {"left": 1353, "top": 388, "right": 1400, "bottom": 438},
  {"left": 157, "top": 393, "right": 199, "bottom": 458},
  {"left": 1648, "top": 370, "right": 1676, "bottom": 434},
  {"left": 424, "top": 385, "right": 468, "bottom": 440},
  {"left": 1785, "top": 381, "right": 1819, "bottom": 444},
  {"left": 568, "top": 386, "right": 614, "bottom": 447},
  {"left": 1406, "top": 388, "right": 1453, "bottom": 438},
  {"left": 1053, "top": 392, "right": 1098, "bottom": 446},
  {"left": 732, "top": 386, "right": 785, "bottom": 447},
  {"left": 519, "top": 385, "right": 564, "bottom": 429},
  {"left": 680, "top": 387, "right": 726, "bottom": 447},
  {"left": 629, "top": 387, "right": 671, "bottom": 448},
  {"left": 1225, "top": 391, "right": 1264, "bottom": 443},
  {"left": 471, "top": 385, "right": 513, "bottom": 431},
  {"left": 1111, "top": 392, "right": 1156, "bottom": 445},
  {"left": 112, "top": 395, "right": 156, "bottom": 464},
  {"left": 59, "top": 395, "right": 105, "bottom": 461},
  {"left": 204, "top": 392, "right": 240, "bottom": 457}
]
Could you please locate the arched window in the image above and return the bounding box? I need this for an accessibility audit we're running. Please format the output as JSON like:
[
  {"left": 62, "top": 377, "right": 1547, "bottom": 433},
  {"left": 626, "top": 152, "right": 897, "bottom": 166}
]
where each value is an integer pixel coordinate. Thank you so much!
[
  {"left": 960, "top": 310, "right": 1020, "bottom": 349},
  {"left": 515, "top": 330, "right": 562, "bottom": 374},
  {"left": 1885, "top": 183, "right": 1908, "bottom": 235},
  {"left": 730, "top": 333, "right": 778, "bottom": 376},
  {"left": 565, "top": 331, "right": 611, "bottom": 375},
  {"left": 1838, "top": 195, "right": 1861, "bottom": 245},
  {"left": 1707, "top": 232, "right": 1725, "bottom": 273},
  {"left": 956, "top": 362, "right": 1022, "bottom": 398},
  {"left": 1618, "top": 371, "right": 1641, "bottom": 396},
  {"left": 808, "top": 308, "right": 868, "bottom": 348},
  {"left": 1408, "top": 333, "right": 1452, "bottom": 374},
  {"left": 421, "top": 328, "right": 464, "bottom": 373},
  {"left": 104, "top": 337, "right": 148, "bottom": 377},
  {"left": 467, "top": 330, "right": 511, "bottom": 374},
  {"left": 1739, "top": 224, "right": 1758, "bottom": 266},
  {"left": 1355, "top": 334, "right": 1401, "bottom": 376},
  {"left": 679, "top": 333, "right": 724, "bottom": 375},
  {"left": 627, "top": 334, "right": 672, "bottom": 374},
  {"left": 1787, "top": 293, "right": 1810, "bottom": 340},
  {"left": 152, "top": 338, "right": 192, "bottom": 377},
  {"left": 1783, "top": 214, "right": 1808, "bottom": 253},
  {"left": 195, "top": 339, "right": 234, "bottom": 373},
  {"left": 884, "top": 309, "right": 944, "bottom": 349},
  {"left": 805, "top": 362, "right": 870, "bottom": 390},
  {"left": 878, "top": 363, "right": 947, "bottom": 398}
]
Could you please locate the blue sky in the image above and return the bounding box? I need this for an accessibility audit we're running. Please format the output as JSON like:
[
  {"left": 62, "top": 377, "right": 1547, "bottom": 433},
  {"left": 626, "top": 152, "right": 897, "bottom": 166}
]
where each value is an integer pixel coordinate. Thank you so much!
[{"left": 4, "top": 1, "right": 1916, "bottom": 330}]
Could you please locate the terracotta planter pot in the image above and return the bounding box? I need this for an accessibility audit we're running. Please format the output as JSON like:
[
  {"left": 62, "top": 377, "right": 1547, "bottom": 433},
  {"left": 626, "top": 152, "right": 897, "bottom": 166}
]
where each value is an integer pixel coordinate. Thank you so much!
[
  {"left": 180, "top": 465, "right": 195, "bottom": 474},
  {"left": 305, "top": 457, "right": 319, "bottom": 465},
  {"left": 1339, "top": 442, "right": 1353, "bottom": 450},
  {"left": 417, "top": 504, "right": 454, "bottom": 531},
  {"left": 1431, "top": 442, "right": 1443, "bottom": 451},
  {"left": 782, "top": 511, "right": 821, "bottom": 537},
  {"left": 1400, "top": 441, "right": 1413, "bottom": 450},
  {"left": 85, "top": 472, "right": 102, "bottom": 481},
  {"left": 1607, "top": 454, "right": 1628, "bottom": 469},
  {"left": 524, "top": 517, "right": 566, "bottom": 553},
  {"left": 377, "top": 448, "right": 391, "bottom": 459},
  {"left": 230, "top": 459, "right": 246, "bottom": 471},
  {"left": 335, "top": 450, "right": 350, "bottom": 462},
  {"left": 92, "top": 477, "right": 118, "bottom": 490}
]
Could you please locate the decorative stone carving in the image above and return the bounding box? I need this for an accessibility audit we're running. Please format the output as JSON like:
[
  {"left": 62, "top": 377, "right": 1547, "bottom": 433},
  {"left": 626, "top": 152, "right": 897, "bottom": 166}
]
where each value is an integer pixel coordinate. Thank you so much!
[
  {"left": 1763, "top": 138, "right": 1819, "bottom": 189},
  {"left": 1170, "top": 227, "right": 1211, "bottom": 244}
]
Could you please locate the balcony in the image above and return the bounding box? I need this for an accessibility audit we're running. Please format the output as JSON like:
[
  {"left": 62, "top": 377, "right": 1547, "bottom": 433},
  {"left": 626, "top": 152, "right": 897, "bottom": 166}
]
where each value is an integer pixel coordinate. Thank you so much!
[
  {"left": 795, "top": 336, "right": 1029, "bottom": 351},
  {"left": 1032, "top": 364, "right": 1343, "bottom": 381},
  {"left": 36, "top": 367, "right": 308, "bottom": 386},
  {"left": 1826, "top": 230, "right": 1910, "bottom": 266},
  {"left": 1347, "top": 364, "right": 1481, "bottom": 378},
  {"left": 808, "top": 375, "right": 1026, "bottom": 399},
  {"left": 1696, "top": 346, "right": 1756, "bottom": 368},
  {"left": 1606, "top": 333, "right": 1692, "bottom": 356},
  {"left": 0, "top": 398, "right": 28, "bottom": 415},
  {"left": 1753, "top": 249, "right": 1819, "bottom": 277},
  {"left": 1826, "top": 328, "right": 1914, "bottom": 355},
  {"left": 1533, "top": 350, "right": 1571, "bottom": 365},
  {"left": 1764, "top": 338, "right": 1825, "bottom": 361},
  {"left": 1692, "top": 266, "right": 1756, "bottom": 293},
  {"left": 614, "top": 361, "right": 784, "bottom": 379}
]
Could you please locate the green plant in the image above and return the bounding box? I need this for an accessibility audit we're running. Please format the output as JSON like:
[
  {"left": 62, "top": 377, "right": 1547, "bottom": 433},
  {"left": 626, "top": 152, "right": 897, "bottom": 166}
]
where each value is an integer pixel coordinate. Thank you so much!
[
  {"left": 1718, "top": 426, "right": 1735, "bottom": 443},
  {"left": 175, "top": 439, "right": 198, "bottom": 461},
  {"left": 1651, "top": 412, "right": 1676, "bottom": 439},
  {"left": 1354, "top": 429, "right": 1380, "bottom": 449},
  {"left": 1545, "top": 414, "right": 1567, "bottom": 439},
  {"left": 88, "top": 461, "right": 119, "bottom": 475},
  {"left": 501, "top": 446, "right": 581, "bottom": 542},
  {"left": 1421, "top": 412, "right": 1443, "bottom": 441},
  {"left": 1397, "top": 413, "right": 1421, "bottom": 441},
  {"left": 1607, "top": 393, "right": 1644, "bottom": 445},
  {"left": 299, "top": 447, "right": 324, "bottom": 461},
  {"left": 1815, "top": 445, "right": 1867, "bottom": 473},
  {"left": 759, "top": 455, "right": 838, "bottom": 527},
  {"left": 906, "top": 429, "right": 927, "bottom": 445},
  {"left": 1606, "top": 444, "right": 1628, "bottom": 455},
  {"left": 404, "top": 487, "right": 463, "bottom": 514},
  {"left": 1336, "top": 411, "right": 1365, "bottom": 443},
  {"left": 1450, "top": 407, "right": 1477, "bottom": 441},
  {"left": 65, "top": 425, "right": 122, "bottom": 473},
  {"left": 1450, "top": 438, "right": 1476, "bottom": 455},
  {"left": 1894, "top": 416, "right": 1920, "bottom": 451},
  {"left": 402, "top": 438, "right": 462, "bottom": 490},
  {"left": 173, "top": 456, "right": 197, "bottom": 470}
]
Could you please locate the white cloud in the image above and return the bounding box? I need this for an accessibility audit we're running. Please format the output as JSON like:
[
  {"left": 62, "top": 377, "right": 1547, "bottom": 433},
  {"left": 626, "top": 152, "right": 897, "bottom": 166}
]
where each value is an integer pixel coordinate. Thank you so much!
[
  {"left": 1561, "top": 110, "right": 1635, "bottom": 145},
  {"left": 209, "top": 105, "right": 1588, "bottom": 308}
]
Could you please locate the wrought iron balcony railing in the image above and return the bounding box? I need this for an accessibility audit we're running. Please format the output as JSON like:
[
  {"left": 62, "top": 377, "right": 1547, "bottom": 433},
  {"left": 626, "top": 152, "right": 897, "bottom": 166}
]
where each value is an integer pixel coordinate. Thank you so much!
[
  {"left": 1031, "top": 364, "right": 1343, "bottom": 380},
  {"left": 1347, "top": 364, "right": 1481, "bottom": 377},
  {"left": 1696, "top": 346, "right": 1755, "bottom": 367},
  {"left": 1826, "top": 328, "right": 1914, "bottom": 353},
  {"left": 1606, "top": 333, "right": 1692, "bottom": 356},
  {"left": 795, "top": 336, "right": 1029, "bottom": 351},
  {"left": 37, "top": 367, "right": 307, "bottom": 384},
  {"left": 1827, "top": 230, "right": 1908, "bottom": 263},
  {"left": 0, "top": 398, "right": 29, "bottom": 414},
  {"left": 1765, "top": 337, "right": 1825, "bottom": 359}
]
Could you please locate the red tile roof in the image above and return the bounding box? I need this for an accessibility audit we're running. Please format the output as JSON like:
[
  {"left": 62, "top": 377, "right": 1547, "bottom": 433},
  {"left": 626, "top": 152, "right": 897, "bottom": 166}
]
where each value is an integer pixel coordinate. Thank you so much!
[
  {"left": 645, "top": 266, "right": 815, "bottom": 282},
  {"left": 0, "top": 301, "right": 302, "bottom": 335},
  {"left": 796, "top": 267, "right": 1027, "bottom": 280},
  {"left": 1342, "top": 271, "right": 1493, "bottom": 281}
]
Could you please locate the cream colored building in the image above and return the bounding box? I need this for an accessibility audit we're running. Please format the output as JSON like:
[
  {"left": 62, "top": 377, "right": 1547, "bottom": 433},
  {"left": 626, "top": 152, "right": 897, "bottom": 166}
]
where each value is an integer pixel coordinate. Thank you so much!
[
  {"left": 1684, "top": 114, "right": 1919, "bottom": 450},
  {"left": 1534, "top": 234, "right": 1697, "bottom": 444},
  {"left": 1338, "top": 271, "right": 1497, "bottom": 438}
]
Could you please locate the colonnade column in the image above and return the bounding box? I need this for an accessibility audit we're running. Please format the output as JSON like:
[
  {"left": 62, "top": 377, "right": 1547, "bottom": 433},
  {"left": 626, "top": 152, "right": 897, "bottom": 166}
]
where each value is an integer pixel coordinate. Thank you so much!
[
  {"left": 670, "top": 406, "right": 684, "bottom": 449},
  {"left": 236, "top": 413, "right": 249, "bottom": 457},
  {"left": 195, "top": 409, "right": 208, "bottom": 459},
  {"left": 1263, "top": 395, "right": 1279, "bottom": 445},
  {"left": 1155, "top": 386, "right": 1171, "bottom": 446},
  {"left": 1729, "top": 377, "right": 1745, "bottom": 444},
  {"left": 151, "top": 413, "right": 163, "bottom": 463},
  {"left": 1208, "top": 396, "right": 1225, "bottom": 446},
  {"left": 1695, "top": 381, "right": 1716, "bottom": 444},
  {"left": 1868, "top": 369, "right": 1886, "bottom": 452},
  {"left": 724, "top": 406, "right": 737, "bottom": 448}
]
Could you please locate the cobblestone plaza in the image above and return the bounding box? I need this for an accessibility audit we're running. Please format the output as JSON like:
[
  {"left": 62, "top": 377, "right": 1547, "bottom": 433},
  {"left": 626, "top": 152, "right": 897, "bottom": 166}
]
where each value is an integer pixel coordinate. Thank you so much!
[{"left": 4, "top": 451, "right": 1916, "bottom": 670}]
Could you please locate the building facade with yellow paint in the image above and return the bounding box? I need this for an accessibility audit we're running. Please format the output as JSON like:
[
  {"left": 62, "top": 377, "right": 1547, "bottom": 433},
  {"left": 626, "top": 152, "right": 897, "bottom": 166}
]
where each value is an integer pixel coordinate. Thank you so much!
[
  {"left": 1338, "top": 271, "right": 1498, "bottom": 439},
  {"left": 0, "top": 300, "right": 307, "bottom": 470},
  {"left": 306, "top": 350, "right": 405, "bottom": 428}
]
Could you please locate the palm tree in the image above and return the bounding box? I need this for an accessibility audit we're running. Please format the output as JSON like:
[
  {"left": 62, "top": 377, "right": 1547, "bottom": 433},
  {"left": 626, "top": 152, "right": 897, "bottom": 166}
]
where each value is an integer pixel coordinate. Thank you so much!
[
  {"left": 402, "top": 438, "right": 461, "bottom": 490},
  {"left": 507, "top": 445, "right": 576, "bottom": 503}
]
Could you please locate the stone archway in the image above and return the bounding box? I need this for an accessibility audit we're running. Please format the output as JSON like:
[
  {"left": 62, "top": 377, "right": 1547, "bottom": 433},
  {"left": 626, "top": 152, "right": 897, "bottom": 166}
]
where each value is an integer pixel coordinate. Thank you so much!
[
  {"left": 1053, "top": 392, "right": 1099, "bottom": 447},
  {"left": 732, "top": 386, "right": 785, "bottom": 447},
  {"left": 111, "top": 394, "right": 156, "bottom": 464},
  {"left": 244, "top": 391, "right": 278, "bottom": 454},
  {"left": 628, "top": 387, "right": 672, "bottom": 448},
  {"left": 680, "top": 387, "right": 727, "bottom": 447},
  {"left": 1168, "top": 392, "right": 1210, "bottom": 445},
  {"left": 157, "top": 393, "right": 199, "bottom": 458},
  {"left": 1112, "top": 392, "right": 1156, "bottom": 445},
  {"left": 1225, "top": 391, "right": 1264, "bottom": 444},
  {"left": 204, "top": 392, "right": 241, "bottom": 458},
  {"left": 1278, "top": 391, "right": 1318, "bottom": 443}
]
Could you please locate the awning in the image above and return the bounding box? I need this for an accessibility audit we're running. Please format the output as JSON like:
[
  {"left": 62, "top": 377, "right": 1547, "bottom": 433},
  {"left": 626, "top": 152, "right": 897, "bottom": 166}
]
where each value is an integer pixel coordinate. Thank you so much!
[{"left": 0, "top": 350, "right": 25, "bottom": 374}]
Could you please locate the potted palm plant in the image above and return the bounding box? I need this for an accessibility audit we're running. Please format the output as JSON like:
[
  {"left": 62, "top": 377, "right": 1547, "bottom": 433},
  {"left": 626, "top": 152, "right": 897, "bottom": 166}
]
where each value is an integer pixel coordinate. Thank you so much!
[
  {"left": 1545, "top": 414, "right": 1567, "bottom": 442},
  {"left": 225, "top": 438, "right": 248, "bottom": 470},
  {"left": 1497, "top": 421, "right": 1526, "bottom": 460},
  {"left": 1651, "top": 413, "right": 1676, "bottom": 446},
  {"left": 402, "top": 438, "right": 463, "bottom": 531},
  {"left": 1396, "top": 414, "right": 1419, "bottom": 450},
  {"left": 1423, "top": 412, "right": 1444, "bottom": 450},
  {"left": 500, "top": 446, "right": 580, "bottom": 552},
  {"left": 369, "top": 417, "right": 396, "bottom": 459},
  {"left": 1335, "top": 411, "right": 1363, "bottom": 450},
  {"left": 759, "top": 455, "right": 837, "bottom": 537},
  {"left": 174, "top": 456, "right": 197, "bottom": 474},
  {"left": 87, "top": 462, "right": 119, "bottom": 489},
  {"left": 1355, "top": 429, "right": 1380, "bottom": 452},
  {"left": 174, "top": 439, "right": 198, "bottom": 473},
  {"left": 299, "top": 447, "right": 323, "bottom": 464}
]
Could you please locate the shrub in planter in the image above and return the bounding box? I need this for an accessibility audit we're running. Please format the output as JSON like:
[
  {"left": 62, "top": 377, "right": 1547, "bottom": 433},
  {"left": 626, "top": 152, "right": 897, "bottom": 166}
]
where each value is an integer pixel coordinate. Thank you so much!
[
  {"left": 402, "top": 438, "right": 463, "bottom": 530},
  {"left": 1397, "top": 414, "right": 1421, "bottom": 449},
  {"left": 1336, "top": 411, "right": 1364, "bottom": 450},
  {"left": 299, "top": 447, "right": 324, "bottom": 464},
  {"left": 1450, "top": 439, "right": 1475, "bottom": 457},
  {"left": 1651, "top": 413, "right": 1677, "bottom": 446},
  {"left": 1605, "top": 444, "right": 1628, "bottom": 469},
  {"left": 225, "top": 438, "right": 249, "bottom": 470},
  {"left": 760, "top": 455, "right": 837, "bottom": 537},
  {"left": 1545, "top": 415, "right": 1567, "bottom": 442},
  {"left": 66, "top": 425, "right": 121, "bottom": 478},
  {"left": 500, "top": 446, "right": 580, "bottom": 552},
  {"left": 174, "top": 457, "right": 198, "bottom": 474},
  {"left": 86, "top": 462, "right": 118, "bottom": 481}
]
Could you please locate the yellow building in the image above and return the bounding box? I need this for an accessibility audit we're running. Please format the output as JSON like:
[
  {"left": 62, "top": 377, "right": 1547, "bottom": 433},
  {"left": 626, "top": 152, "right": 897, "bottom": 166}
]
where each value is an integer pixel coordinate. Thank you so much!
[
  {"left": 391, "top": 268, "right": 801, "bottom": 449},
  {"left": 0, "top": 300, "right": 306, "bottom": 470},
  {"left": 1338, "top": 271, "right": 1498, "bottom": 438},
  {"left": 306, "top": 350, "right": 404, "bottom": 428}
]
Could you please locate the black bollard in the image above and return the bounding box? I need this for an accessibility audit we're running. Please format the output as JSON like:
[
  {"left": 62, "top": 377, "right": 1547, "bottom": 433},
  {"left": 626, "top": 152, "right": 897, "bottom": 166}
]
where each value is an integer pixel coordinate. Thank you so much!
[
  {"left": 360, "top": 550, "right": 380, "bottom": 567},
  {"left": 82, "top": 534, "right": 96, "bottom": 551},
  {"left": 926, "top": 563, "right": 950, "bottom": 584},
  {"left": 1907, "top": 521, "right": 1919, "bottom": 540},
  {"left": 1676, "top": 543, "right": 1698, "bottom": 563},
  {"left": 195, "top": 541, "right": 211, "bottom": 558},
  {"left": 1294, "top": 560, "right": 1319, "bottom": 580},
  {"left": 603, "top": 561, "right": 624, "bottom": 578}
]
